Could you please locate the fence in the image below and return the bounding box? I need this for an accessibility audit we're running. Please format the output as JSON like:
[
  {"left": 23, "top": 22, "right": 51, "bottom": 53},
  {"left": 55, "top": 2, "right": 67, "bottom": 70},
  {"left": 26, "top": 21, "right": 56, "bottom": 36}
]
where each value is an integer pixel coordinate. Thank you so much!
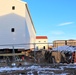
[{"left": 0, "top": 42, "right": 76, "bottom": 66}]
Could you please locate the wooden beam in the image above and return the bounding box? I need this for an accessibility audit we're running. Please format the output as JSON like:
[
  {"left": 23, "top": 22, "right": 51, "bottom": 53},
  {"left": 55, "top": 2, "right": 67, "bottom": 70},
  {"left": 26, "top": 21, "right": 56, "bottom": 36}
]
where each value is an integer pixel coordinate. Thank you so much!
[{"left": 0, "top": 53, "right": 25, "bottom": 56}]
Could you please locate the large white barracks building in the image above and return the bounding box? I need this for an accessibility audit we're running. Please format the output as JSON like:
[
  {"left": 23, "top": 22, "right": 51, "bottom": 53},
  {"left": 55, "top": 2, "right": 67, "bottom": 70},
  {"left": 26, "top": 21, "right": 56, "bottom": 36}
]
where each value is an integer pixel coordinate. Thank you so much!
[{"left": 0, "top": 0, "right": 36, "bottom": 49}]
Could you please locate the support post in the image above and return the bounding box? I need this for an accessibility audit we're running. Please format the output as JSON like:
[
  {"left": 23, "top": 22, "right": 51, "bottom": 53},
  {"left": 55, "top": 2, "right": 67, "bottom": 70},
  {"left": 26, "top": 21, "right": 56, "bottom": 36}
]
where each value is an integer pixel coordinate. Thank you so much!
[
  {"left": 34, "top": 43, "right": 36, "bottom": 64},
  {"left": 12, "top": 46, "right": 15, "bottom": 62}
]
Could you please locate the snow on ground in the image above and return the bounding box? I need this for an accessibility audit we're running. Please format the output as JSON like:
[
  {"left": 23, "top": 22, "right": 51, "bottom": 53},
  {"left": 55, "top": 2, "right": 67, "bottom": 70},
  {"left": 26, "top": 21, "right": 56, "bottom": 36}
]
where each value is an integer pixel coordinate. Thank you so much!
[
  {"left": 55, "top": 73, "right": 69, "bottom": 75},
  {"left": 53, "top": 45, "right": 76, "bottom": 52},
  {"left": 0, "top": 64, "right": 76, "bottom": 74},
  {"left": 26, "top": 65, "right": 62, "bottom": 71},
  {"left": 0, "top": 65, "right": 76, "bottom": 72},
  {"left": 59, "top": 65, "right": 76, "bottom": 69},
  {"left": 0, "top": 65, "right": 62, "bottom": 73},
  {"left": 0, "top": 67, "right": 25, "bottom": 72}
]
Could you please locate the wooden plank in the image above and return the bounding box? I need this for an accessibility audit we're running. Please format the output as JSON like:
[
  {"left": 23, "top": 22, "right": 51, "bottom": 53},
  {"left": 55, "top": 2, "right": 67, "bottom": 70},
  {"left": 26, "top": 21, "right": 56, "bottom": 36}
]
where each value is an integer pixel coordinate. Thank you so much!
[{"left": 0, "top": 53, "right": 25, "bottom": 56}]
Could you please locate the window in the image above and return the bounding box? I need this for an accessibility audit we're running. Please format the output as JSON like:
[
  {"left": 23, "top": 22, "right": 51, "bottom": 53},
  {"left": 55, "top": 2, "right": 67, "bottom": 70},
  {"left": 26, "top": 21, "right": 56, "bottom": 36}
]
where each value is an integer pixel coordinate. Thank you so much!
[
  {"left": 11, "top": 28, "right": 15, "bottom": 32},
  {"left": 43, "top": 46, "right": 45, "bottom": 49},
  {"left": 65, "top": 41, "right": 67, "bottom": 45},
  {"left": 12, "top": 6, "right": 15, "bottom": 10},
  {"left": 39, "top": 41, "right": 40, "bottom": 42},
  {"left": 44, "top": 41, "right": 46, "bottom": 42}
]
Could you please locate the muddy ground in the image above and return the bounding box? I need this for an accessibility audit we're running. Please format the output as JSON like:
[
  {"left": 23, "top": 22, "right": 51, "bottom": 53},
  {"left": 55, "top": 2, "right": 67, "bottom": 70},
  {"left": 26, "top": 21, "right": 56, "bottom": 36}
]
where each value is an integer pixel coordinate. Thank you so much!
[{"left": 0, "top": 64, "right": 76, "bottom": 75}]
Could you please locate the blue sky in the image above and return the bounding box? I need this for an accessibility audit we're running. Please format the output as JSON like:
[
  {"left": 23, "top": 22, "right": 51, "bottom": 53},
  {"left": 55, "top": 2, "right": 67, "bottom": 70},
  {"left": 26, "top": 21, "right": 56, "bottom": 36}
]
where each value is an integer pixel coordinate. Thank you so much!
[{"left": 23, "top": 0, "right": 76, "bottom": 42}]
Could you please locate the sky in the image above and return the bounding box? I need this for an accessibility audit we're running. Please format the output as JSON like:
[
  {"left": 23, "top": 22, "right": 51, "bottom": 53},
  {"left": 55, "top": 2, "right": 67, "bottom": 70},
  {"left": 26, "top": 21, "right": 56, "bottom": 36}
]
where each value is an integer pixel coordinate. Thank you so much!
[{"left": 23, "top": 0, "right": 76, "bottom": 42}]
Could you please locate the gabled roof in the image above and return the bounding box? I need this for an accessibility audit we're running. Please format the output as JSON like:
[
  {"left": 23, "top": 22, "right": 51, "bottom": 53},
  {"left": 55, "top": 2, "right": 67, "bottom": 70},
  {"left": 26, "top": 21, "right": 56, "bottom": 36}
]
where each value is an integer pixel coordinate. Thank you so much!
[
  {"left": 16, "top": 0, "right": 27, "bottom": 4},
  {"left": 36, "top": 36, "right": 48, "bottom": 39},
  {"left": 15, "top": 0, "right": 36, "bottom": 33},
  {"left": 25, "top": 4, "right": 36, "bottom": 33}
]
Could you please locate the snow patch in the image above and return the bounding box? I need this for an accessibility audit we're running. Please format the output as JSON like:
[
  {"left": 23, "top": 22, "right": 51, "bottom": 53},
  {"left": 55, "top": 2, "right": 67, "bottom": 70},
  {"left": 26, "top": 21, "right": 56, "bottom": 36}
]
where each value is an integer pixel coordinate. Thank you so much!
[
  {"left": 0, "top": 67, "right": 24, "bottom": 72},
  {"left": 26, "top": 65, "right": 63, "bottom": 71},
  {"left": 55, "top": 73, "right": 69, "bottom": 75},
  {"left": 53, "top": 45, "right": 76, "bottom": 52}
]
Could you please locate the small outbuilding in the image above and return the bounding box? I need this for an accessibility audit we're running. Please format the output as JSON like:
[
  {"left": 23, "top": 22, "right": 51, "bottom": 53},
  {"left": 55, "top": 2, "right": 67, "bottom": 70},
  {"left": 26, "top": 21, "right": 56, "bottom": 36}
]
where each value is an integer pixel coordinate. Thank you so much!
[{"left": 36, "top": 36, "right": 48, "bottom": 50}]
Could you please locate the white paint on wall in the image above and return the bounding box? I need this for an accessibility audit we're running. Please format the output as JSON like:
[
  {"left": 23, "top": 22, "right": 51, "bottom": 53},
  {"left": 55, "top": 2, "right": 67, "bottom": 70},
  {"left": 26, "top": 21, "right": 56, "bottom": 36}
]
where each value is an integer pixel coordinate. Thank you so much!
[
  {"left": 0, "top": 0, "right": 26, "bottom": 17},
  {"left": 0, "top": 0, "right": 36, "bottom": 49},
  {"left": 36, "top": 39, "right": 48, "bottom": 50}
]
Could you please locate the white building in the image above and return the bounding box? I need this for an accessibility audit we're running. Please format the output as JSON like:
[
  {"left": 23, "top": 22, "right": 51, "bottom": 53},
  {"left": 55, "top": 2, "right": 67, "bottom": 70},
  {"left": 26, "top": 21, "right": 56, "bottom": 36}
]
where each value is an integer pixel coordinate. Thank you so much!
[
  {"left": 0, "top": 0, "right": 36, "bottom": 49},
  {"left": 36, "top": 36, "right": 48, "bottom": 50}
]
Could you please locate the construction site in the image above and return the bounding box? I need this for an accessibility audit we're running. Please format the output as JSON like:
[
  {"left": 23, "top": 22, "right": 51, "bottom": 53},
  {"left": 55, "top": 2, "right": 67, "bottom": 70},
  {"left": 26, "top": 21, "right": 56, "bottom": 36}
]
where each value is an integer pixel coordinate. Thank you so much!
[
  {"left": 0, "top": 0, "right": 76, "bottom": 75},
  {"left": 0, "top": 43, "right": 76, "bottom": 75}
]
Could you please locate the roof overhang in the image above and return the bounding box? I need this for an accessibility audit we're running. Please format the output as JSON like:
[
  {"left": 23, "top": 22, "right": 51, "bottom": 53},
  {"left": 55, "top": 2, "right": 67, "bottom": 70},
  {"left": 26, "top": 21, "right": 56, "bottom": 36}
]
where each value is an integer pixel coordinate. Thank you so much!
[{"left": 25, "top": 3, "right": 36, "bottom": 34}]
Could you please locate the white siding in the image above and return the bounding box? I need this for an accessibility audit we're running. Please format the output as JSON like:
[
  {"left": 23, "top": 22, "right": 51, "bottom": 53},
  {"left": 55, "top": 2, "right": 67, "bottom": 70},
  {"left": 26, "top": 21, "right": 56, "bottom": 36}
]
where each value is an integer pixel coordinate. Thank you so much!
[
  {"left": 0, "top": 0, "right": 26, "bottom": 17},
  {"left": 36, "top": 39, "right": 48, "bottom": 50},
  {"left": 25, "top": 6, "right": 36, "bottom": 49},
  {"left": 0, "top": 0, "right": 36, "bottom": 49}
]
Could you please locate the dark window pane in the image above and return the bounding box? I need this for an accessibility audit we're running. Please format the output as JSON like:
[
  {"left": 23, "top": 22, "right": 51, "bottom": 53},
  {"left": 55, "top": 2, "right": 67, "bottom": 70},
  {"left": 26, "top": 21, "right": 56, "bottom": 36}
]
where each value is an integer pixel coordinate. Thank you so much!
[
  {"left": 11, "top": 28, "right": 15, "bottom": 32},
  {"left": 12, "top": 6, "right": 15, "bottom": 10},
  {"left": 65, "top": 40, "right": 67, "bottom": 45}
]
